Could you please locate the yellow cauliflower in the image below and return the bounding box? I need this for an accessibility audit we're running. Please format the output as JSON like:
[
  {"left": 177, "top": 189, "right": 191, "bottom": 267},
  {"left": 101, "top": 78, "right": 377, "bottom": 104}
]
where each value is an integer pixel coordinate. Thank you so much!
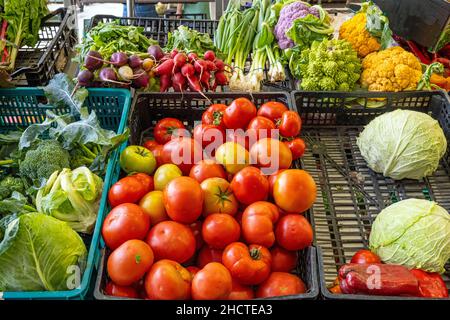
[
  {"left": 361, "top": 47, "right": 422, "bottom": 92},
  {"left": 339, "top": 13, "right": 381, "bottom": 58}
]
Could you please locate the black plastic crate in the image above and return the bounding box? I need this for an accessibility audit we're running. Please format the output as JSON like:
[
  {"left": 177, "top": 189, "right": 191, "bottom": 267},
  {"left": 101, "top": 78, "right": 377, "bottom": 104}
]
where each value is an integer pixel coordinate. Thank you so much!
[
  {"left": 292, "top": 90, "right": 450, "bottom": 300},
  {"left": 94, "top": 91, "right": 319, "bottom": 300},
  {"left": 10, "top": 8, "right": 77, "bottom": 87}
]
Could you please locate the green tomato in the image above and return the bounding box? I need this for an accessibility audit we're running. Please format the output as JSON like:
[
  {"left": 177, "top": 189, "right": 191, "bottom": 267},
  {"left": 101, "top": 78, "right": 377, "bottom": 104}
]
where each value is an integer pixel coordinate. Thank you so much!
[
  {"left": 154, "top": 164, "right": 182, "bottom": 191},
  {"left": 120, "top": 145, "right": 156, "bottom": 175}
]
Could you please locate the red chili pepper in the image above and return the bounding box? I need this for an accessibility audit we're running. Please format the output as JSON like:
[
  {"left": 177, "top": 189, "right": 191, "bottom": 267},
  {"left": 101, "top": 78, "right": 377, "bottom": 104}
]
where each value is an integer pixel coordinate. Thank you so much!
[
  {"left": 410, "top": 269, "right": 448, "bottom": 298},
  {"left": 406, "top": 40, "right": 431, "bottom": 64},
  {"left": 338, "top": 263, "right": 419, "bottom": 296}
]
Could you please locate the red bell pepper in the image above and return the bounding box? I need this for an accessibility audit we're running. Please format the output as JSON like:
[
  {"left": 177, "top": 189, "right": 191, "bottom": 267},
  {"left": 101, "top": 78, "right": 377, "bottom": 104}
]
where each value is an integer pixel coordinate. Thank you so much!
[
  {"left": 339, "top": 263, "right": 419, "bottom": 296},
  {"left": 410, "top": 269, "right": 448, "bottom": 298}
]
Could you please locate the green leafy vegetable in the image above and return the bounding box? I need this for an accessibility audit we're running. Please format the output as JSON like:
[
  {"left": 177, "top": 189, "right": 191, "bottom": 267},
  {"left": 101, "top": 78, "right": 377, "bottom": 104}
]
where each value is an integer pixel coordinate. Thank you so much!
[
  {"left": 360, "top": 1, "right": 393, "bottom": 50},
  {"left": 0, "top": 176, "right": 25, "bottom": 200},
  {"left": 357, "top": 109, "right": 447, "bottom": 180},
  {"left": 166, "top": 25, "right": 219, "bottom": 57},
  {"left": 369, "top": 198, "right": 450, "bottom": 273},
  {"left": 0, "top": 212, "right": 87, "bottom": 291},
  {"left": 0, "top": 191, "right": 35, "bottom": 216}
]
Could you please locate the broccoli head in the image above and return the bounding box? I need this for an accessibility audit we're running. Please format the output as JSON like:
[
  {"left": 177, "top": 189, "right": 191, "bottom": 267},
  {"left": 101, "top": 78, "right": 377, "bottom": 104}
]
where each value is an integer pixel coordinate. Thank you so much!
[
  {"left": 19, "top": 140, "right": 70, "bottom": 183},
  {"left": 0, "top": 176, "right": 25, "bottom": 200}
]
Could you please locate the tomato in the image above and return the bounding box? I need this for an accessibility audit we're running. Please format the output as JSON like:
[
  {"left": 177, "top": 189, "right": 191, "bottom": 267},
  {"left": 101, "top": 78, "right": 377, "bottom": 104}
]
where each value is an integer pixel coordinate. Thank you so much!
[
  {"left": 186, "top": 266, "right": 200, "bottom": 278},
  {"left": 151, "top": 144, "right": 164, "bottom": 167},
  {"left": 268, "top": 169, "right": 286, "bottom": 198},
  {"left": 270, "top": 246, "right": 297, "bottom": 272},
  {"left": 249, "top": 138, "right": 292, "bottom": 173},
  {"left": 285, "top": 138, "right": 306, "bottom": 160},
  {"left": 163, "top": 176, "right": 204, "bottom": 224},
  {"left": 193, "top": 124, "right": 225, "bottom": 152},
  {"left": 223, "top": 98, "right": 257, "bottom": 129},
  {"left": 143, "top": 139, "right": 160, "bottom": 151},
  {"left": 202, "top": 213, "right": 240, "bottom": 249},
  {"left": 278, "top": 111, "right": 302, "bottom": 138},
  {"left": 189, "top": 159, "right": 227, "bottom": 183},
  {"left": 257, "top": 101, "right": 289, "bottom": 123},
  {"left": 256, "top": 272, "right": 306, "bottom": 298},
  {"left": 146, "top": 221, "right": 196, "bottom": 263},
  {"left": 192, "top": 262, "right": 232, "bottom": 300},
  {"left": 215, "top": 142, "right": 250, "bottom": 175},
  {"left": 247, "top": 116, "right": 276, "bottom": 140},
  {"left": 225, "top": 129, "right": 252, "bottom": 150},
  {"left": 350, "top": 249, "right": 381, "bottom": 264},
  {"left": 139, "top": 190, "right": 169, "bottom": 226},
  {"left": 228, "top": 279, "right": 255, "bottom": 300},
  {"left": 329, "top": 284, "right": 342, "bottom": 294},
  {"left": 189, "top": 221, "right": 204, "bottom": 250},
  {"left": 102, "top": 203, "right": 151, "bottom": 250},
  {"left": 275, "top": 214, "right": 313, "bottom": 251},
  {"left": 222, "top": 242, "right": 271, "bottom": 285},
  {"left": 105, "top": 282, "right": 139, "bottom": 298},
  {"left": 161, "top": 137, "right": 204, "bottom": 175},
  {"left": 120, "top": 145, "right": 157, "bottom": 175},
  {"left": 273, "top": 169, "right": 317, "bottom": 213},
  {"left": 241, "top": 201, "right": 279, "bottom": 248},
  {"left": 201, "top": 178, "right": 238, "bottom": 216},
  {"left": 107, "top": 240, "right": 154, "bottom": 286},
  {"left": 133, "top": 173, "right": 154, "bottom": 191},
  {"left": 145, "top": 259, "right": 191, "bottom": 300},
  {"left": 202, "top": 104, "right": 227, "bottom": 129},
  {"left": 154, "top": 163, "right": 182, "bottom": 191},
  {"left": 154, "top": 118, "right": 186, "bottom": 144},
  {"left": 197, "top": 246, "right": 223, "bottom": 268},
  {"left": 108, "top": 174, "right": 153, "bottom": 208},
  {"left": 230, "top": 166, "right": 269, "bottom": 205}
]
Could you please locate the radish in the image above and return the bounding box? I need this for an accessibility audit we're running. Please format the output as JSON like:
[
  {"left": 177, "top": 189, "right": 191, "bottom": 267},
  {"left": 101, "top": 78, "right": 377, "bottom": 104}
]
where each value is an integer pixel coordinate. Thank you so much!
[
  {"left": 160, "top": 74, "right": 172, "bottom": 92},
  {"left": 172, "top": 72, "right": 187, "bottom": 92},
  {"left": 128, "top": 55, "right": 143, "bottom": 69},
  {"left": 205, "top": 60, "right": 217, "bottom": 72},
  {"left": 77, "top": 70, "right": 94, "bottom": 86},
  {"left": 204, "top": 50, "right": 216, "bottom": 62},
  {"left": 142, "top": 58, "right": 154, "bottom": 71},
  {"left": 194, "top": 59, "right": 207, "bottom": 74},
  {"left": 148, "top": 45, "right": 164, "bottom": 61},
  {"left": 181, "top": 63, "right": 195, "bottom": 78},
  {"left": 118, "top": 65, "right": 134, "bottom": 81},
  {"left": 170, "top": 49, "right": 179, "bottom": 59},
  {"left": 200, "top": 70, "right": 211, "bottom": 90},
  {"left": 132, "top": 68, "right": 150, "bottom": 88},
  {"left": 173, "top": 52, "right": 187, "bottom": 68},
  {"left": 110, "top": 52, "right": 128, "bottom": 67},
  {"left": 188, "top": 52, "right": 198, "bottom": 63},
  {"left": 155, "top": 59, "right": 175, "bottom": 76},
  {"left": 215, "top": 59, "right": 225, "bottom": 72},
  {"left": 84, "top": 50, "right": 104, "bottom": 71},
  {"left": 99, "top": 67, "right": 118, "bottom": 82},
  {"left": 214, "top": 71, "right": 228, "bottom": 85},
  {"left": 187, "top": 74, "right": 202, "bottom": 92}
]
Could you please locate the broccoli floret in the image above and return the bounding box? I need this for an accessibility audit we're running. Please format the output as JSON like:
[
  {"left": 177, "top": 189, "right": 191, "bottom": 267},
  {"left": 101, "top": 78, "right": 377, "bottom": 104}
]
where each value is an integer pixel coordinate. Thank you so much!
[
  {"left": 0, "top": 176, "right": 25, "bottom": 200},
  {"left": 19, "top": 140, "right": 70, "bottom": 183}
]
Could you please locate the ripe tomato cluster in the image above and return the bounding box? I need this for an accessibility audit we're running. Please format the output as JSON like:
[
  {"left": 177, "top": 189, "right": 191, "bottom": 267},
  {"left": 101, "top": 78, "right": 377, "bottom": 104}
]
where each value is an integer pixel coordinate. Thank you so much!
[{"left": 102, "top": 98, "right": 316, "bottom": 300}]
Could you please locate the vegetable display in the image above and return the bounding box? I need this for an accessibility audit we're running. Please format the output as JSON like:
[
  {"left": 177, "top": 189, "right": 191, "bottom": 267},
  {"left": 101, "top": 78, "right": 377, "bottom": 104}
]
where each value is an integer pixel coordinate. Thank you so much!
[{"left": 357, "top": 109, "right": 447, "bottom": 180}]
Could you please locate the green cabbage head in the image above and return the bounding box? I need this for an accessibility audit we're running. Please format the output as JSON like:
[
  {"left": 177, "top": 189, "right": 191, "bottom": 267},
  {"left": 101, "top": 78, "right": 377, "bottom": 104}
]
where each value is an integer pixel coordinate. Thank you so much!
[
  {"left": 357, "top": 109, "right": 447, "bottom": 180},
  {"left": 369, "top": 198, "right": 450, "bottom": 273}
]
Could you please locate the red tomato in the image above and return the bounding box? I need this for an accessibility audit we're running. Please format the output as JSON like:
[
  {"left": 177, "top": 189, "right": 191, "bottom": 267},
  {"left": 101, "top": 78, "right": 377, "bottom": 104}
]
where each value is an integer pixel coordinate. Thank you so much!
[
  {"left": 247, "top": 116, "right": 276, "bottom": 140},
  {"left": 249, "top": 138, "right": 293, "bottom": 173},
  {"left": 133, "top": 173, "right": 154, "bottom": 192},
  {"left": 228, "top": 279, "right": 255, "bottom": 300},
  {"left": 350, "top": 249, "right": 381, "bottom": 264},
  {"left": 284, "top": 138, "right": 306, "bottom": 160},
  {"left": 161, "top": 137, "right": 203, "bottom": 175},
  {"left": 193, "top": 124, "right": 225, "bottom": 151},
  {"left": 222, "top": 242, "right": 272, "bottom": 285},
  {"left": 201, "top": 178, "right": 238, "bottom": 216},
  {"left": 270, "top": 246, "right": 298, "bottom": 272},
  {"left": 278, "top": 111, "right": 302, "bottom": 138},
  {"left": 151, "top": 144, "right": 164, "bottom": 167},
  {"left": 192, "top": 262, "right": 232, "bottom": 300},
  {"left": 197, "top": 246, "right": 223, "bottom": 268},
  {"left": 154, "top": 118, "right": 186, "bottom": 144},
  {"left": 143, "top": 139, "right": 160, "bottom": 151},
  {"left": 189, "top": 159, "right": 227, "bottom": 183},
  {"left": 275, "top": 214, "right": 313, "bottom": 251},
  {"left": 145, "top": 259, "right": 191, "bottom": 300},
  {"left": 225, "top": 129, "right": 251, "bottom": 150},
  {"left": 107, "top": 240, "right": 154, "bottom": 286},
  {"left": 146, "top": 221, "right": 196, "bottom": 263},
  {"left": 189, "top": 221, "right": 204, "bottom": 251},
  {"left": 273, "top": 169, "right": 317, "bottom": 213},
  {"left": 256, "top": 272, "right": 306, "bottom": 298},
  {"left": 108, "top": 174, "right": 153, "bottom": 208},
  {"left": 105, "top": 282, "right": 139, "bottom": 298},
  {"left": 268, "top": 169, "right": 286, "bottom": 198},
  {"left": 257, "top": 101, "right": 289, "bottom": 122},
  {"left": 241, "top": 201, "right": 279, "bottom": 248},
  {"left": 163, "top": 176, "right": 203, "bottom": 224},
  {"left": 102, "top": 203, "right": 151, "bottom": 250},
  {"left": 230, "top": 166, "right": 269, "bottom": 205},
  {"left": 202, "top": 213, "right": 240, "bottom": 249},
  {"left": 186, "top": 266, "right": 200, "bottom": 278},
  {"left": 223, "top": 98, "right": 257, "bottom": 129},
  {"left": 202, "top": 104, "right": 227, "bottom": 129}
]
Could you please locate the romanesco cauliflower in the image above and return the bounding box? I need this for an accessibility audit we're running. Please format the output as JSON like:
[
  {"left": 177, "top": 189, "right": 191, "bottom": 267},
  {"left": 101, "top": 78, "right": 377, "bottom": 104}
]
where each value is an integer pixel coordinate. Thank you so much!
[
  {"left": 361, "top": 46, "right": 422, "bottom": 92},
  {"left": 297, "top": 39, "right": 361, "bottom": 91}
]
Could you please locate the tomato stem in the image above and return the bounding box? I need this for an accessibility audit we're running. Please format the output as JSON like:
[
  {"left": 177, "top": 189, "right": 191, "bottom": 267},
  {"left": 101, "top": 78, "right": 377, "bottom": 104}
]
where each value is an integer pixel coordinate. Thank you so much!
[{"left": 249, "top": 248, "right": 261, "bottom": 260}]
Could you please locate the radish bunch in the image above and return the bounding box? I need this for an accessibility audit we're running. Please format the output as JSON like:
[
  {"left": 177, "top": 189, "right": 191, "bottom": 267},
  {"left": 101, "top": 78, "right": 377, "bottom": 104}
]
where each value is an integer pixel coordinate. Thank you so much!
[{"left": 154, "top": 49, "right": 228, "bottom": 93}]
